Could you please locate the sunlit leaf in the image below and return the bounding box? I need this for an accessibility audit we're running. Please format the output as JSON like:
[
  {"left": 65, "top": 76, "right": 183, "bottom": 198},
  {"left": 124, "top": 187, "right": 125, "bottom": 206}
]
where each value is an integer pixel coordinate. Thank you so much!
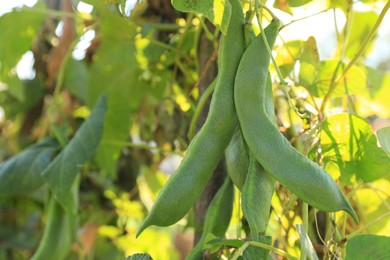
[
  {"left": 299, "top": 60, "right": 367, "bottom": 98},
  {"left": 345, "top": 235, "right": 390, "bottom": 260},
  {"left": 356, "top": 66, "right": 390, "bottom": 117},
  {"left": 43, "top": 95, "right": 107, "bottom": 212},
  {"left": 319, "top": 113, "right": 390, "bottom": 184},
  {"left": 172, "top": 0, "right": 232, "bottom": 35},
  {"left": 296, "top": 224, "right": 319, "bottom": 260},
  {"left": 344, "top": 11, "right": 378, "bottom": 59},
  {"left": 0, "top": 138, "right": 58, "bottom": 196},
  {"left": 275, "top": 40, "right": 304, "bottom": 76},
  {"left": 377, "top": 127, "right": 390, "bottom": 154},
  {"left": 0, "top": 3, "right": 46, "bottom": 100}
]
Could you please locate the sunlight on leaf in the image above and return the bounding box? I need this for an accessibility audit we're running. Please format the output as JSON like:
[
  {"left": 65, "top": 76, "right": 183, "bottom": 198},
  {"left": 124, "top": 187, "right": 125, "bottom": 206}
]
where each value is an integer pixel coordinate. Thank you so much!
[
  {"left": 172, "top": 0, "right": 232, "bottom": 35},
  {"left": 319, "top": 113, "right": 390, "bottom": 184},
  {"left": 299, "top": 60, "right": 367, "bottom": 98}
]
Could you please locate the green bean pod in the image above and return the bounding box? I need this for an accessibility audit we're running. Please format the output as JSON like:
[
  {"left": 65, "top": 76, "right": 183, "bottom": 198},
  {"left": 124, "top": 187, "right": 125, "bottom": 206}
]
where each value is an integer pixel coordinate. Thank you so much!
[
  {"left": 31, "top": 198, "right": 76, "bottom": 260},
  {"left": 234, "top": 20, "right": 358, "bottom": 222},
  {"left": 186, "top": 177, "right": 234, "bottom": 260},
  {"left": 136, "top": 0, "right": 245, "bottom": 236}
]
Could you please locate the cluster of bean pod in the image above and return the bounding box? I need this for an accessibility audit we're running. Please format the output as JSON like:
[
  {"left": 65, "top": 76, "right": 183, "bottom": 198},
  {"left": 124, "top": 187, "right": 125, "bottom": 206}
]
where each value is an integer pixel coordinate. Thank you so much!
[{"left": 137, "top": 0, "right": 358, "bottom": 244}]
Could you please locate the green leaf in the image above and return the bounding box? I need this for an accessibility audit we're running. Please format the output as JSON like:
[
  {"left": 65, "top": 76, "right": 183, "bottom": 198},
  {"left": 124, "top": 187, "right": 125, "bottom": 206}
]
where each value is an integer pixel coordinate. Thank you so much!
[
  {"left": 296, "top": 224, "right": 319, "bottom": 260},
  {"left": 345, "top": 235, "right": 390, "bottom": 260},
  {"left": 243, "top": 236, "right": 272, "bottom": 260},
  {"left": 358, "top": 66, "right": 390, "bottom": 117},
  {"left": 0, "top": 4, "right": 46, "bottom": 101},
  {"left": 345, "top": 11, "right": 378, "bottom": 59},
  {"left": 0, "top": 138, "right": 59, "bottom": 196},
  {"left": 88, "top": 12, "right": 147, "bottom": 176},
  {"left": 299, "top": 60, "right": 367, "bottom": 98},
  {"left": 172, "top": 0, "right": 232, "bottom": 35},
  {"left": 123, "top": 253, "right": 153, "bottom": 260},
  {"left": 319, "top": 113, "right": 390, "bottom": 184},
  {"left": 63, "top": 58, "right": 88, "bottom": 103},
  {"left": 377, "top": 127, "right": 390, "bottom": 154},
  {"left": 43, "top": 95, "right": 107, "bottom": 212},
  {"left": 288, "top": 0, "right": 312, "bottom": 7}
]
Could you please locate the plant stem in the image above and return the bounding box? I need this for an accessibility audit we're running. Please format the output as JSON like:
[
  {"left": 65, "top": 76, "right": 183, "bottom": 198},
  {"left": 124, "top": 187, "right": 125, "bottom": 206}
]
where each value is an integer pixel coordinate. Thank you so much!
[
  {"left": 188, "top": 79, "right": 216, "bottom": 139},
  {"left": 320, "top": 0, "right": 390, "bottom": 114}
]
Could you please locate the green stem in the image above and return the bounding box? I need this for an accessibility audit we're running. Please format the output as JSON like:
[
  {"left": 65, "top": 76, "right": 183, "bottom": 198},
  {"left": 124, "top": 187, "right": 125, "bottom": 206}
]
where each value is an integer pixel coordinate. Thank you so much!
[
  {"left": 188, "top": 79, "right": 216, "bottom": 139},
  {"left": 135, "top": 22, "right": 182, "bottom": 31},
  {"left": 320, "top": 0, "right": 390, "bottom": 114},
  {"left": 233, "top": 241, "right": 299, "bottom": 260},
  {"left": 255, "top": 1, "right": 309, "bottom": 119},
  {"left": 301, "top": 203, "right": 309, "bottom": 260}
]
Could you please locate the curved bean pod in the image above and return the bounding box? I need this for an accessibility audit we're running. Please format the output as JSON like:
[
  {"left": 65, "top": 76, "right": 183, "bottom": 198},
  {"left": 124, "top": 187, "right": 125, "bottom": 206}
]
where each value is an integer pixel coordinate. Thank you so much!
[
  {"left": 234, "top": 20, "right": 358, "bottom": 222},
  {"left": 136, "top": 0, "right": 245, "bottom": 236}
]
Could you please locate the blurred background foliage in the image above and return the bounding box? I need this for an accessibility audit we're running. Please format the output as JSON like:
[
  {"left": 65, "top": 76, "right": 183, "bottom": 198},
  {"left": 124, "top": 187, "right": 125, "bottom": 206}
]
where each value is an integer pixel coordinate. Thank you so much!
[{"left": 0, "top": 0, "right": 389, "bottom": 259}]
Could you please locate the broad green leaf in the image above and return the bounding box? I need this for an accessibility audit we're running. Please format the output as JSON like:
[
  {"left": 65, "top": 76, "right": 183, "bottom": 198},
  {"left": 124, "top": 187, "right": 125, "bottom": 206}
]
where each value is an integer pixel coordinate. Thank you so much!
[
  {"left": 88, "top": 12, "right": 147, "bottom": 176},
  {"left": 288, "top": 0, "right": 312, "bottom": 7},
  {"left": 345, "top": 11, "right": 378, "bottom": 59},
  {"left": 345, "top": 235, "right": 390, "bottom": 260},
  {"left": 0, "top": 3, "right": 46, "bottom": 101},
  {"left": 377, "top": 127, "right": 390, "bottom": 154},
  {"left": 43, "top": 95, "right": 107, "bottom": 212},
  {"left": 172, "top": 0, "right": 232, "bottom": 35},
  {"left": 296, "top": 224, "right": 319, "bottom": 260},
  {"left": 319, "top": 113, "right": 390, "bottom": 184},
  {"left": 63, "top": 58, "right": 88, "bottom": 103},
  {"left": 0, "top": 138, "right": 58, "bottom": 196},
  {"left": 299, "top": 60, "right": 367, "bottom": 98}
]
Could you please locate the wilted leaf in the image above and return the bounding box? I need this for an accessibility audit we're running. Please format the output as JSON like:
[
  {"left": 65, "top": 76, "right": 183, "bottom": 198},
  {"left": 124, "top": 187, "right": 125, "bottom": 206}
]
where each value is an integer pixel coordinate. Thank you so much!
[
  {"left": 43, "top": 95, "right": 107, "bottom": 212},
  {"left": 319, "top": 113, "right": 390, "bottom": 184},
  {"left": 345, "top": 235, "right": 390, "bottom": 260},
  {"left": 0, "top": 138, "right": 58, "bottom": 196},
  {"left": 172, "top": 0, "right": 232, "bottom": 35}
]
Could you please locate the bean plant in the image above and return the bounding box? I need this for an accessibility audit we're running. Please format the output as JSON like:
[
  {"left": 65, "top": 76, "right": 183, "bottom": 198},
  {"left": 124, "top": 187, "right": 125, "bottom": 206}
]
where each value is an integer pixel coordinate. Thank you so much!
[{"left": 0, "top": 0, "right": 389, "bottom": 259}]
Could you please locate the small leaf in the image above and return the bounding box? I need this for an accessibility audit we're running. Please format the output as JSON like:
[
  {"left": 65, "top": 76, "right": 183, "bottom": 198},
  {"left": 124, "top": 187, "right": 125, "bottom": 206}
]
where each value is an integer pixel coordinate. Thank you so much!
[
  {"left": 296, "top": 224, "right": 319, "bottom": 260},
  {"left": 123, "top": 253, "right": 153, "bottom": 260},
  {"left": 345, "top": 234, "right": 390, "bottom": 260},
  {"left": 63, "top": 58, "right": 88, "bottom": 103},
  {"left": 377, "top": 127, "right": 390, "bottom": 154},
  {"left": 43, "top": 95, "right": 107, "bottom": 212},
  {"left": 0, "top": 138, "right": 59, "bottom": 196},
  {"left": 172, "top": 0, "right": 232, "bottom": 35}
]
